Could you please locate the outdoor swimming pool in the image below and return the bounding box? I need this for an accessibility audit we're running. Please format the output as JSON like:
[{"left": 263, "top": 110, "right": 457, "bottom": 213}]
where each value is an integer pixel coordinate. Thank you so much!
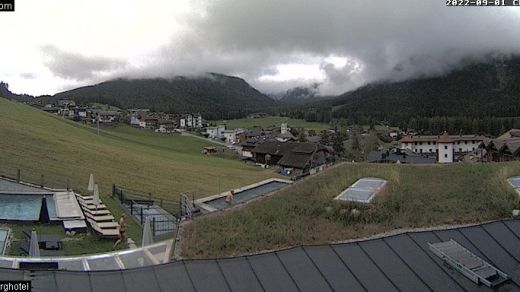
[
  {"left": 0, "top": 194, "right": 57, "bottom": 221},
  {"left": 196, "top": 179, "right": 292, "bottom": 212}
]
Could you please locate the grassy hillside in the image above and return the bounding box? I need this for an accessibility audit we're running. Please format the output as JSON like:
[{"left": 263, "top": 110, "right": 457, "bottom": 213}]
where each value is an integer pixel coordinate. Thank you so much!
[
  {"left": 52, "top": 73, "right": 276, "bottom": 120},
  {"left": 0, "top": 98, "right": 279, "bottom": 254},
  {"left": 0, "top": 98, "right": 277, "bottom": 201},
  {"left": 182, "top": 162, "right": 520, "bottom": 258},
  {"left": 214, "top": 116, "right": 329, "bottom": 131}
]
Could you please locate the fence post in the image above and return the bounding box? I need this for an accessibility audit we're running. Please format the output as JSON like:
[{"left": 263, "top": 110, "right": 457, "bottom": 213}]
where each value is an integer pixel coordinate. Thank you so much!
[
  {"left": 16, "top": 169, "right": 20, "bottom": 182},
  {"left": 130, "top": 200, "right": 134, "bottom": 215},
  {"left": 152, "top": 217, "right": 156, "bottom": 237},
  {"left": 140, "top": 207, "right": 143, "bottom": 225},
  {"left": 40, "top": 174, "right": 44, "bottom": 187},
  {"left": 112, "top": 184, "right": 116, "bottom": 197},
  {"left": 120, "top": 190, "right": 124, "bottom": 203}
]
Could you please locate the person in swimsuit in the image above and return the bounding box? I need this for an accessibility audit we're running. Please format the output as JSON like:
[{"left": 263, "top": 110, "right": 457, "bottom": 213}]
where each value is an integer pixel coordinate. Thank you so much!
[
  {"left": 113, "top": 213, "right": 128, "bottom": 248},
  {"left": 225, "top": 190, "right": 235, "bottom": 205}
]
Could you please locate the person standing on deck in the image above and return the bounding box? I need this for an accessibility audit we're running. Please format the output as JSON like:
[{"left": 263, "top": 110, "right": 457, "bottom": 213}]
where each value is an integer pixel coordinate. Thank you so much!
[{"left": 113, "top": 213, "right": 127, "bottom": 248}]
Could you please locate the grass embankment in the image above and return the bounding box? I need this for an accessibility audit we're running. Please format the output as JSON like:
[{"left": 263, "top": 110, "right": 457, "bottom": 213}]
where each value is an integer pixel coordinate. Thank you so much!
[
  {"left": 0, "top": 98, "right": 277, "bottom": 255},
  {"left": 182, "top": 162, "right": 520, "bottom": 258},
  {"left": 214, "top": 116, "right": 329, "bottom": 131}
]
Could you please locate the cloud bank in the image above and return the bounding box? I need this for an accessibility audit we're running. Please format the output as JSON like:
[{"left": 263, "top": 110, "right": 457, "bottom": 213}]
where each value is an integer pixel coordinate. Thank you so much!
[{"left": 3, "top": 0, "right": 520, "bottom": 95}]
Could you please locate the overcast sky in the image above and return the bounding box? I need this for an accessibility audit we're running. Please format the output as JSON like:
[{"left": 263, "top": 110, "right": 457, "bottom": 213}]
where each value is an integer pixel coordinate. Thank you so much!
[{"left": 1, "top": 0, "right": 520, "bottom": 96}]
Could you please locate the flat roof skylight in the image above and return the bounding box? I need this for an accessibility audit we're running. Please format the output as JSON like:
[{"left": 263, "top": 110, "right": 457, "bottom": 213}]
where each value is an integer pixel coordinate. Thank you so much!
[
  {"left": 334, "top": 177, "right": 388, "bottom": 203},
  {"left": 507, "top": 177, "right": 520, "bottom": 196}
]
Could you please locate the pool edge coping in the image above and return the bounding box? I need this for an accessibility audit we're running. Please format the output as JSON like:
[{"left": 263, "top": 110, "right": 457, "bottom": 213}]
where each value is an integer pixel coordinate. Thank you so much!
[{"left": 195, "top": 178, "right": 293, "bottom": 212}]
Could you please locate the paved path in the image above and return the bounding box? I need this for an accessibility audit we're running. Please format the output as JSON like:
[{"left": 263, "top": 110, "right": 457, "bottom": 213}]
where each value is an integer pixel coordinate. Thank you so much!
[{"left": 180, "top": 132, "right": 228, "bottom": 146}]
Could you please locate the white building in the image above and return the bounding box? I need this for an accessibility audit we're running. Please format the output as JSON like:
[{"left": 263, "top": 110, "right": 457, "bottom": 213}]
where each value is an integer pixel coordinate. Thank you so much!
[
  {"left": 389, "top": 131, "right": 399, "bottom": 139},
  {"left": 129, "top": 112, "right": 142, "bottom": 126},
  {"left": 180, "top": 113, "right": 203, "bottom": 128},
  {"left": 399, "top": 131, "right": 484, "bottom": 163},
  {"left": 281, "top": 122, "right": 290, "bottom": 134},
  {"left": 77, "top": 109, "right": 87, "bottom": 118},
  {"left": 206, "top": 125, "right": 226, "bottom": 139},
  {"left": 437, "top": 134, "right": 454, "bottom": 163},
  {"left": 222, "top": 128, "right": 245, "bottom": 144}
]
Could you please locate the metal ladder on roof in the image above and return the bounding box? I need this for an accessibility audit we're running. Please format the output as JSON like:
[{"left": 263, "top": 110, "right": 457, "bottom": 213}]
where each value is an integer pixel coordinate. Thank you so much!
[{"left": 428, "top": 239, "right": 510, "bottom": 288}]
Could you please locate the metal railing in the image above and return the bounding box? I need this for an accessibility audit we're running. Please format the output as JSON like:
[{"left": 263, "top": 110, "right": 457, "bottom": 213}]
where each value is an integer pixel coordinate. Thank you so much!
[
  {"left": 112, "top": 185, "right": 178, "bottom": 236},
  {"left": 0, "top": 166, "right": 71, "bottom": 190}
]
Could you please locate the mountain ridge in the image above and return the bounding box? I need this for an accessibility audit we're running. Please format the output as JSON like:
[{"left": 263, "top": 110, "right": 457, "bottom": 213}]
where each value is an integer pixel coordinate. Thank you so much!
[{"left": 52, "top": 73, "right": 276, "bottom": 120}]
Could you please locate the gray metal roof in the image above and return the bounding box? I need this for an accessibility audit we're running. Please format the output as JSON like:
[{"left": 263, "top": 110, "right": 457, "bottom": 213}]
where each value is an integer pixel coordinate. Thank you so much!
[
  {"left": 5, "top": 220, "right": 520, "bottom": 291},
  {"left": 0, "top": 179, "right": 55, "bottom": 194}
]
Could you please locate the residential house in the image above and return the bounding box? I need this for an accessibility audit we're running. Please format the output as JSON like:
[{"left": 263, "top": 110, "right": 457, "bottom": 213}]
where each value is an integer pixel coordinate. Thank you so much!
[
  {"left": 143, "top": 116, "right": 158, "bottom": 129},
  {"left": 57, "top": 99, "right": 76, "bottom": 107},
  {"left": 74, "top": 108, "right": 88, "bottom": 119},
  {"left": 206, "top": 125, "right": 226, "bottom": 139},
  {"left": 201, "top": 147, "right": 218, "bottom": 155},
  {"left": 252, "top": 140, "right": 333, "bottom": 178},
  {"left": 222, "top": 128, "right": 245, "bottom": 144},
  {"left": 130, "top": 112, "right": 159, "bottom": 129},
  {"left": 129, "top": 112, "right": 143, "bottom": 127},
  {"left": 157, "top": 119, "right": 175, "bottom": 133},
  {"left": 252, "top": 140, "right": 294, "bottom": 165},
  {"left": 239, "top": 127, "right": 264, "bottom": 141},
  {"left": 90, "top": 110, "right": 121, "bottom": 124},
  {"left": 480, "top": 129, "right": 520, "bottom": 162},
  {"left": 282, "top": 143, "right": 330, "bottom": 175},
  {"left": 240, "top": 139, "right": 258, "bottom": 159},
  {"left": 58, "top": 107, "right": 75, "bottom": 118}
]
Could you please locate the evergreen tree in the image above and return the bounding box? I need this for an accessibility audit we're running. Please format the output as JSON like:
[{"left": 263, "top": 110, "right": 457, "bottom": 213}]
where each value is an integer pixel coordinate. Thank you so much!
[
  {"left": 332, "top": 133, "right": 345, "bottom": 154},
  {"left": 351, "top": 133, "right": 361, "bottom": 151}
]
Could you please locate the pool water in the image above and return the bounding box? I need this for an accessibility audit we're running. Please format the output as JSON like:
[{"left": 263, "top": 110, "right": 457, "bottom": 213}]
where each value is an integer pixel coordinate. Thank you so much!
[
  {"left": 206, "top": 181, "right": 289, "bottom": 210},
  {"left": 0, "top": 194, "right": 57, "bottom": 221}
]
